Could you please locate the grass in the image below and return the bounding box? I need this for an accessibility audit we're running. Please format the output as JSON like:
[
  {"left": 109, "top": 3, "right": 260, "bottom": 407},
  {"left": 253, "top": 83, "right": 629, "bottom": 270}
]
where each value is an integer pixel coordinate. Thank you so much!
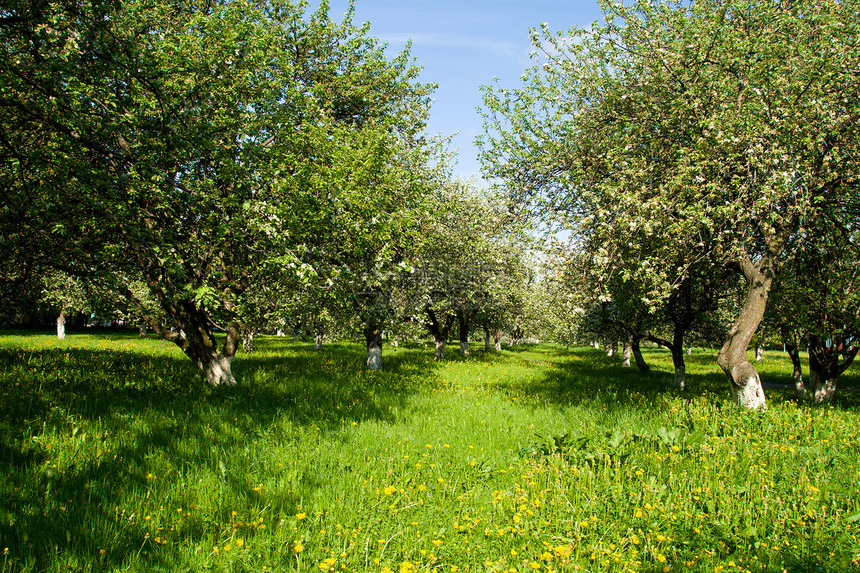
[{"left": 0, "top": 332, "right": 858, "bottom": 573}]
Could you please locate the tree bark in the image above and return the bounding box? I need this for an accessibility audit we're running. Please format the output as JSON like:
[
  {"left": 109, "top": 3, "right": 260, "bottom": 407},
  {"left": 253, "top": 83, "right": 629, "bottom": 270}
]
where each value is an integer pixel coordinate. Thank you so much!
[
  {"left": 242, "top": 328, "right": 255, "bottom": 352},
  {"left": 671, "top": 345, "right": 686, "bottom": 390},
  {"left": 457, "top": 308, "right": 474, "bottom": 356},
  {"left": 56, "top": 306, "right": 66, "bottom": 340},
  {"left": 755, "top": 344, "right": 764, "bottom": 362},
  {"left": 364, "top": 323, "right": 383, "bottom": 371},
  {"left": 494, "top": 329, "right": 502, "bottom": 351},
  {"left": 631, "top": 338, "right": 650, "bottom": 373},
  {"left": 807, "top": 334, "right": 859, "bottom": 403},
  {"left": 716, "top": 252, "right": 780, "bottom": 410},
  {"left": 781, "top": 328, "right": 805, "bottom": 395},
  {"left": 314, "top": 334, "right": 323, "bottom": 350},
  {"left": 425, "top": 307, "right": 454, "bottom": 360},
  {"left": 483, "top": 327, "right": 491, "bottom": 352},
  {"left": 621, "top": 338, "right": 632, "bottom": 367},
  {"left": 138, "top": 324, "right": 147, "bottom": 337}
]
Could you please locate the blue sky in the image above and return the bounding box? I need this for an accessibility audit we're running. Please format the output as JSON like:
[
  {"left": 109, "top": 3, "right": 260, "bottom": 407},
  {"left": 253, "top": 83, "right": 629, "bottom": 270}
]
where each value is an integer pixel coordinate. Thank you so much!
[{"left": 323, "top": 0, "right": 605, "bottom": 183}]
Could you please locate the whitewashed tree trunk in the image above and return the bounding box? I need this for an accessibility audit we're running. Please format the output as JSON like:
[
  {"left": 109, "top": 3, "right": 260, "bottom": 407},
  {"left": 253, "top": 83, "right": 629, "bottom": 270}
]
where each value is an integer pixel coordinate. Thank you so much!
[
  {"left": 242, "top": 330, "right": 255, "bottom": 352},
  {"left": 200, "top": 352, "right": 237, "bottom": 386},
  {"left": 621, "top": 340, "right": 632, "bottom": 368},
  {"left": 755, "top": 344, "right": 764, "bottom": 362},
  {"left": 460, "top": 341, "right": 469, "bottom": 356},
  {"left": 495, "top": 339, "right": 502, "bottom": 351},
  {"left": 716, "top": 253, "right": 780, "bottom": 411},
  {"left": 810, "top": 370, "right": 836, "bottom": 403},
  {"left": 686, "top": 345, "right": 692, "bottom": 355},
  {"left": 314, "top": 334, "right": 323, "bottom": 350},
  {"left": 56, "top": 307, "right": 66, "bottom": 340},
  {"left": 367, "top": 346, "right": 382, "bottom": 370},
  {"left": 728, "top": 366, "right": 767, "bottom": 409},
  {"left": 364, "top": 324, "right": 383, "bottom": 371},
  {"left": 674, "top": 364, "right": 686, "bottom": 391},
  {"left": 434, "top": 340, "right": 446, "bottom": 360},
  {"left": 138, "top": 324, "right": 147, "bottom": 337},
  {"left": 593, "top": 341, "right": 600, "bottom": 349}
]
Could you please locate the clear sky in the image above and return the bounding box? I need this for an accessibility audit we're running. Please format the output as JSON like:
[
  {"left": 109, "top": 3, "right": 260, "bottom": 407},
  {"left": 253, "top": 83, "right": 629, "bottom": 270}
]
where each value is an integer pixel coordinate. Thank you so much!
[{"left": 323, "top": 0, "right": 605, "bottom": 183}]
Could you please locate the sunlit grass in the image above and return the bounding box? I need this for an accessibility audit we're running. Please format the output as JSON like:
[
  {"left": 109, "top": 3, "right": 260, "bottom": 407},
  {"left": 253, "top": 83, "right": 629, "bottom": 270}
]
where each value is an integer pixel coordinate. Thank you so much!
[{"left": 1, "top": 333, "right": 858, "bottom": 572}]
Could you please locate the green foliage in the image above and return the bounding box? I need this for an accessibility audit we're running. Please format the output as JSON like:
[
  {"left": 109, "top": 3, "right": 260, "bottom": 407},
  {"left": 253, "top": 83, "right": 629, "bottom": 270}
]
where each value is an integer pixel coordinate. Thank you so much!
[
  {"left": 1, "top": 333, "right": 859, "bottom": 572},
  {"left": 1, "top": 0, "right": 435, "bottom": 377}
]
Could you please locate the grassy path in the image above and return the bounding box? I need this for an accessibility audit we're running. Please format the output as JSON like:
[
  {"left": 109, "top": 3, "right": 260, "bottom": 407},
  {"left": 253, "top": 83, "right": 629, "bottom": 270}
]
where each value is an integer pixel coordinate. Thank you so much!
[{"left": 1, "top": 333, "right": 858, "bottom": 572}]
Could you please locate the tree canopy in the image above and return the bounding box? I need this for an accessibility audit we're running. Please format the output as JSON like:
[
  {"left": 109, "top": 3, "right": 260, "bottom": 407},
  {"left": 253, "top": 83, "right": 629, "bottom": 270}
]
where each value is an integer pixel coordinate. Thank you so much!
[
  {"left": 1, "top": 0, "right": 434, "bottom": 383},
  {"left": 480, "top": 0, "right": 860, "bottom": 408}
]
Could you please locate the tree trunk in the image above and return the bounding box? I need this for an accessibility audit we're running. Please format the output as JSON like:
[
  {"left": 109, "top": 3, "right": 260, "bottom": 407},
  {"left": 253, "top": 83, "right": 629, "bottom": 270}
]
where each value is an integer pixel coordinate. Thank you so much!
[
  {"left": 807, "top": 334, "right": 859, "bottom": 403},
  {"left": 138, "top": 324, "right": 147, "bottom": 337},
  {"left": 457, "top": 309, "right": 472, "bottom": 356},
  {"left": 493, "top": 329, "right": 502, "bottom": 351},
  {"left": 484, "top": 327, "right": 491, "bottom": 352},
  {"left": 188, "top": 323, "right": 241, "bottom": 387},
  {"left": 56, "top": 306, "right": 66, "bottom": 340},
  {"left": 242, "top": 329, "right": 255, "bottom": 352},
  {"left": 781, "top": 329, "right": 805, "bottom": 395},
  {"left": 314, "top": 334, "right": 323, "bottom": 350},
  {"left": 755, "top": 344, "right": 764, "bottom": 362},
  {"left": 604, "top": 340, "right": 617, "bottom": 357},
  {"left": 425, "top": 307, "right": 454, "bottom": 361},
  {"left": 364, "top": 323, "right": 383, "bottom": 371},
  {"left": 670, "top": 345, "right": 686, "bottom": 390},
  {"left": 716, "top": 253, "right": 779, "bottom": 410},
  {"left": 621, "top": 338, "right": 632, "bottom": 368},
  {"left": 201, "top": 352, "right": 237, "bottom": 386},
  {"left": 632, "top": 338, "right": 650, "bottom": 373}
]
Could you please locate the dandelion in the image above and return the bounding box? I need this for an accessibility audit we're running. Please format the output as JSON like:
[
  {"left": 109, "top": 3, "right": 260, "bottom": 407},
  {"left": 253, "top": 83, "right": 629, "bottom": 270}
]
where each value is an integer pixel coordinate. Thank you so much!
[
  {"left": 297, "top": 512, "right": 307, "bottom": 520},
  {"left": 384, "top": 485, "right": 397, "bottom": 495}
]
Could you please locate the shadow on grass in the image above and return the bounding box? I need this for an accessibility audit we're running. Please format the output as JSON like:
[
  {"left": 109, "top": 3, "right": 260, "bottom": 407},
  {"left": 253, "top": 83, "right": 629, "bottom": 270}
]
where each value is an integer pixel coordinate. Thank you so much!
[
  {"left": 0, "top": 333, "right": 441, "bottom": 571},
  {"left": 490, "top": 344, "right": 860, "bottom": 412}
]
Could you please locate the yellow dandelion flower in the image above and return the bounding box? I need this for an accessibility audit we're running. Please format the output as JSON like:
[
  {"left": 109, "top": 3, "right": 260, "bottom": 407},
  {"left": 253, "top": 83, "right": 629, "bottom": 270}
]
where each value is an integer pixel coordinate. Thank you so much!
[
  {"left": 294, "top": 541, "right": 304, "bottom": 553},
  {"left": 297, "top": 512, "right": 307, "bottom": 520},
  {"left": 384, "top": 485, "right": 397, "bottom": 495}
]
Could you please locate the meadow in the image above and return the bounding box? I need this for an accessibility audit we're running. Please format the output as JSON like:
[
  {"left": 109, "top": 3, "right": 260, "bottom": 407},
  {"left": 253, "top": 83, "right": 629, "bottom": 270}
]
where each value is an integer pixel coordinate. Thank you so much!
[{"left": 0, "top": 332, "right": 858, "bottom": 573}]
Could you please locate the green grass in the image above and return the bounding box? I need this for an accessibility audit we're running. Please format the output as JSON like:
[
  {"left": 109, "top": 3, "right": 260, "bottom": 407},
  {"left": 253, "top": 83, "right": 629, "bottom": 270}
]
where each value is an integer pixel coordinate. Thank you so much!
[{"left": 1, "top": 333, "right": 859, "bottom": 573}]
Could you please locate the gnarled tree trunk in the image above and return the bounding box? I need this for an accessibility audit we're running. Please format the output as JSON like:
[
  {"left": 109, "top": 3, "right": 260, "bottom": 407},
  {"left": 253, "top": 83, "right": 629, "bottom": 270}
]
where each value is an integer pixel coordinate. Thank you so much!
[
  {"left": 807, "top": 334, "right": 858, "bottom": 403},
  {"left": 717, "top": 253, "right": 779, "bottom": 410},
  {"left": 426, "top": 307, "right": 454, "bottom": 361},
  {"left": 632, "top": 338, "right": 650, "bottom": 373}
]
